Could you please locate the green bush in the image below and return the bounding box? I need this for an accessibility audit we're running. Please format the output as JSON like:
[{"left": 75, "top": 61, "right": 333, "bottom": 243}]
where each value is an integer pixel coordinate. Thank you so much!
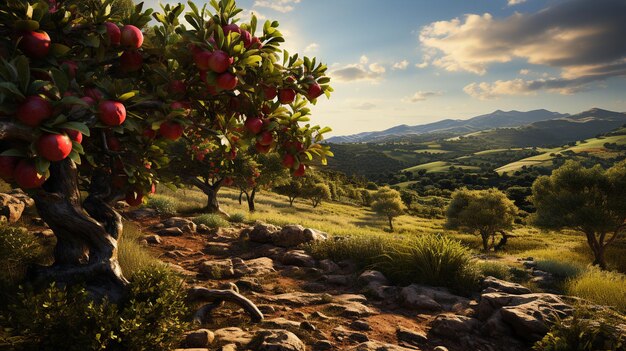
[
  {"left": 229, "top": 212, "right": 247, "bottom": 223},
  {"left": 567, "top": 267, "right": 626, "bottom": 313},
  {"left": 534, "top": 306, "right": 625, "bottom": 351},
  {"left": 5, "top": 266, "right": 188, "bottom": 351},
  {"left": 478, "top": 261, "right": 512, "bottom": 280},
  {"left": 305, "top": 234, "right": 480, "bottom": 293},
  {"left": 118, "top": 222, "right": 161, "bottom": 277},
  {"left": 146, "top": 195, "right": 179, "bottom": 216},
  {"left": 536, "top": 259, "right": 583, "bottom": 278},
  {"left": 0, "top": 226, "right": 43, "bottom": 291},
  {"left": 194, "top": 213, "right": 228, "bottom": 228}
]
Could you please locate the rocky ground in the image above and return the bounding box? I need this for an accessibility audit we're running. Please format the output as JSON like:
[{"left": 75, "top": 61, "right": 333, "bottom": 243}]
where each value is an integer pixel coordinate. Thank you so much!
[
  {"left": 0, "top": 193, "right": 595, "bottom": 351},
  {"left": 126, "top": 208, "right": 580, "bottom": 351}
]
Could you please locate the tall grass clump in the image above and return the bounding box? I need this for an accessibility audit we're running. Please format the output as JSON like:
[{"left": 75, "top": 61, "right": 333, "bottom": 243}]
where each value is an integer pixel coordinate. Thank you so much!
[
  {"left": 229, "top": 212, "right": 247, "bottom": 223},
  {"left": 146, "top": 194, "right": 179, "bottom": 216},
  {"left": 194, "top": 214, "right": 228, "bottom": 228},
  {"left": 478, "top": 261, "right": 512, "bottom": 280},
  {"left": 566, "top": 267, "right": 626, "bottom": 313},
  {"left": 536, "top": 259, "right": 584, "bottom": 279},
  {"left": 306, "top": 234, "right": 480, "bottom": 293},
  {"left": 118, "top": 222, "right": 161, "bottom": 277}
]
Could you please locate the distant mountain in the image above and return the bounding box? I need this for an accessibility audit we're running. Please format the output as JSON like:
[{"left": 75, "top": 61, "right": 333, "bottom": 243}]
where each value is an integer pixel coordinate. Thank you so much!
[{"left": 326, "top": 109, "right": 568, "bottom": 143}]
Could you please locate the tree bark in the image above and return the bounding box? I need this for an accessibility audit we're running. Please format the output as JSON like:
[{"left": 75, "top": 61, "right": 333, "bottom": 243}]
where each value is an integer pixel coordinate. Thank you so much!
[
  {"left": 30, "top": 159, "right": 128, "bottom": 302},
  {"left": 247, "top": 188, "right": 256, "bottom": 212},
  {"left": 586, "top": 231, "right": 607, "bottom": 270},
  {"left": 388, "top": 216, "right": 394, "bottom": 231},
  {"left": 480, "top": 230, "right": 490, "bottom": 252},
  {"left": 189, "top": 177, "right": 230, "bottom": 218}
]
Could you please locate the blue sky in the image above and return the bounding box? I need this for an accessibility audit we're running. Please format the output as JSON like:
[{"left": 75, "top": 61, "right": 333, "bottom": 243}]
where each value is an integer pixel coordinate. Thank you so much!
[{"left": 144, "top": 0, "right": 626, "bottom": 136}]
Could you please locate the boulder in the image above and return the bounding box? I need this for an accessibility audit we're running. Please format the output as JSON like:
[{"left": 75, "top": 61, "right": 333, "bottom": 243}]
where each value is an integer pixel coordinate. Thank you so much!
[
  {"left": 158, "top": 227, "right": 184, "bottom": 236},
  {"left": 232, "top": 257, "right": 276, "bottom": 277},
  {"left": 263, "top": 317, "right": 301, "bottom": 329},
  {"left": 332, "top": 326, "right": 369, "bottom": 343},
  {"left": 399, "top": 286, "right": 441, "bottom": 311},
  {"left": 273, "top": 225, "right": 305, "bottom": 247},
  {"left": 429, "top": 314, "right": 479, "bottom": 337},
  {"left": 220, "top": 345, "right": 238, "bottom": 351},
  {"left": 164, "top": 217, "right": 197, "bottom": 233},
  {"left": 0, "top": 193, "right": 25, "bottom": 223},
  {"left": 399, "top": 284, "right": 466, "bottom": 307},
  {"left": 257, "top": 330, "right": 306, "bottom": 351},
  {"left": 328, "top": 295, "right": 372, "bottom": 318},
  {"left": 357, "top": 270, "right": 388, "bottom": 286},
  {"left": 199, "top": 259, "right": 235, "bottom": 279},
  {"left": 8, "top": 189, "right": 35, "bottom": 208},
  {"left": 144, "top": 234, "right": 162, "bottom": 244},
  {"left": 364, "top": 282, "right": 398, "bottom": 300},
  {"left": 396, "top": 327, "right": 427, "bottom": 345},
  {"left": 324, "top": 274, "right": 353, "bottom": 285},
  {"left": 248, "top": 222, "right": 280, "bottom": 243},
  {"left": 281, "top": 250, "right": 316, "bottom": 268},
  {"left": 312, "top": 340, "right": 333, "bottom": 351},
  {"left": 349, "top": 341, "right": 418, "bottom": 351},
  {"left": 213, "top": 327, "right": 254, "bottom": 348},
  {"left": 350, "top": 320, "right": 372, "bottom": 331},
  {"left": 128, "top": 207, "right": 158, "bottom": 219},
  {"left": 482, "top": 276, "right": 532, "bottom": 295},
  {"left": 184, "top": 329, "right": 215, "bottom": 348},
  {"left": 319, "top": 259, "right": 340, "bottom": 273}
]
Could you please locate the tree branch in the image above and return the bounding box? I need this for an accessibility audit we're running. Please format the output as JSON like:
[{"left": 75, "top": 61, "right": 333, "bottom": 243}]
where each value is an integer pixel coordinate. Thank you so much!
[
  {"left": 0, "top": 121, "right": 36, "bottom": 142},
  {"left": 187, "top": 287, "right": 263, "bottom": 323}
]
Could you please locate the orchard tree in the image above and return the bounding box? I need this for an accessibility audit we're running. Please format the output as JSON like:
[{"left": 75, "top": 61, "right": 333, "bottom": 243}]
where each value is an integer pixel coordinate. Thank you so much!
[
  {"left": 0, "top": 0, "right": 332, "bottom": 302},
  {"left": 446, "top": 188, "right": 517, "bottom": 251},
  {"left": 371, "top": 187, "right": 405, "bottom": 231},
  {"left": 531, "top": 160, "right": 626, "bottom": 269},
  {"left": 303, "top": 182, "right": 330, "bottom": 208},
  {"left": 232, "top": 152, "right": 288, "bottom": 212},
  {"left": 274, "top": 177, "right": 303, "bottom": 206}
]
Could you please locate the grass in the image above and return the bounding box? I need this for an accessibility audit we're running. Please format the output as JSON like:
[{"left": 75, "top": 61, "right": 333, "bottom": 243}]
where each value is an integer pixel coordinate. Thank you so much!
[
  {"left": 118, "top": 222, "right": 162, "bottom": 277},
  {"left": 566, "top": 267, "right": 626, "bottom": 313},
  {"left": 145, "top": 194, "right": 179, "bottom": 216},
  {"left": 194, "top": 213, "right": 229, "bottom": 228},
  {"left": 535, "top": 259, "right": 584, "bottom": 278},
  {"left": 478, "top": 261, "right": 513, "bottom": 280}
]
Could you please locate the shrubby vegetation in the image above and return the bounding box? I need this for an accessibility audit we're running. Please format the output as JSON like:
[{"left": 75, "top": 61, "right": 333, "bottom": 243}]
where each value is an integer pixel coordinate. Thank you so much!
[
  {"left": 371, "top": 187, "right": 405, "bottom": 231},
  {"left": 194, "top": 213, "right": 229, "bottom": 228}
]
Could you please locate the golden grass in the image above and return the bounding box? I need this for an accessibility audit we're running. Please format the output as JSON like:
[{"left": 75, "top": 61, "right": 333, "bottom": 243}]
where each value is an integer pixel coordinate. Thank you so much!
[
  {"left": 118, "top": 222, "right": 162, "bottom": 277},
  {"left": 567, "top": 267, "right": 626, "bottom": 313}
]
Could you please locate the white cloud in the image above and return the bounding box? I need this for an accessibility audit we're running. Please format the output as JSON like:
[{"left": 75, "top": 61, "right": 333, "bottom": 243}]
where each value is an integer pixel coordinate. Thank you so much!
[
  {"left": 304, "top": 43, "right": 319, "bottom": 53},
  {"left": 331, "top": 56, "right": 386, "bottom": 82},
  {"left": 392, "top": 60, "right": 409, "bottom": 70},
  {"left": 360, "top": 55, "right": 369, "bottom": 64},
  {"left": 508, "top": 0, "right": 527, "bottom": 6},
  {"left": 253, "top": 0, "right": 301, "bottom": 13},
  {"left": 353, "top": 102, "right": 377, "bottom": 110},
  {"left": 415, "top": 61, "right": 429, "bottom": 69},
  {"left": 369, "top": 63, "right": 386, "bottom": 74},
  {"left": 519, "top": 69, "right": 530, "bottom": 75},
  {"left": 404, "top": 91, "right": 442, "bottom": 102},
  {"left": 463, "top": 76, "right": 595, "bottom": 100}
]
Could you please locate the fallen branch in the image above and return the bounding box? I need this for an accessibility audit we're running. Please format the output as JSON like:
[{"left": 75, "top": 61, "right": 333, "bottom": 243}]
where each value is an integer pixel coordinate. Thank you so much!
[{"left": 187, "top": 287, "right": 264, "bottom": 324}]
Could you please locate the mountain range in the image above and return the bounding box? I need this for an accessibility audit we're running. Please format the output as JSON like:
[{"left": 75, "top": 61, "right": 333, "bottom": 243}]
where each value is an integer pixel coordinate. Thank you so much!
[{"left": 326, "top": 108, "right": 626, "bottom": 144}]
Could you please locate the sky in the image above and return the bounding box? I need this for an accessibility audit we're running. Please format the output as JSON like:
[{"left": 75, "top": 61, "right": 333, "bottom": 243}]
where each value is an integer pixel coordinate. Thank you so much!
[{"left": 143, "top": 0, "right": 626, "bottom": 136}]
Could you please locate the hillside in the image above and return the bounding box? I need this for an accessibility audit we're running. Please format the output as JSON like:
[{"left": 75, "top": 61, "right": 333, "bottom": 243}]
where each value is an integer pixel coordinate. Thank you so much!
[{"left": 327, "top": 109, "right": 567, "bottom": 143}]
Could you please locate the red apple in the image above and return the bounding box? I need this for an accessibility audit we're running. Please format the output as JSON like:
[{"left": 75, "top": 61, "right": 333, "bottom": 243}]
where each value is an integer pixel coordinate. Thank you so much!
[
  {"left": 84, "top": 87, "right": 103, "bottom": 101},
  {"left": 64, "top": 129, "right": 83, "bottom": 144},
  {"left": 278, "top": 89, "right": 296, "bottom": 104},
  {"left": 293, "top": 163, "right": 306, "bottom": 177},
  {"left": 62, "top": 60, "right": 78, "bottom": 78},
  {"left": 226, "top": 149, "right": 237, "bottom": 160},
  {"left": 0, "top": 156, "right": 19, "bottom": 181},
  {"left": 19, "top": 31, "right": 51, "bottom": 59},
  {"left": 143, "top": 128, "right": 156, "bottom": 139},
  {"left": 244, "top": 116, "right": 263, "bottom": 134},
  {"left": 169, "top": 80, "right": 186, "bottom": 95},
  {"left": 258, "top": 131, "right": 273, "bottom": 146},
  {"left": 222, "top": 24, "right": 241, "bottom": 35},
  {"left": 282, "top": 154, "right": 295, "bottom": 168},
  {"left": 98, "top": 100, "right": 126, "bottom": 126},
  {"left": 150, "top": 183, "right": 157, "bottom": 194},
  {"left": 208, "top": 50, "right": 232, "bottom": 73},
  {"left": 216, "top": 72, "right": 238, "bottom": 90},
  {"left": 120, "top": 50, "right": 143, "bottom": 72},
  {"left": 14, "top": 159, "right": 46, "bottom": 189},
  {"left": 249, "top": 37, "right": 262, "bottom": 49},
  {"left": 105, "top": 135, "right": 121, "bottom": 151},
  {"left": 261, "top": 104, "right": 272, "bottom": 115},
  {"left": 223, "top": 177, "right": 234, "bottom": 186},
  {"left": 255, "top": 142, "right": 270, "bottom": 154},
  {"left": 16, "top": 96, "right": 53, "bottom": 127},
  {"left": 104, "top": 22, "right": 121, "bottom": 45},
  {"left": 206, "top": 84, "right": 218, "bottom": 96},
  {"left": 125, "top": 188, "right": 143, "bottom": 206},
  {"left": 194, "top": 50, "right": 212, "bottom": 71},
  {"left": 240, "top": 30, "right": 252, "bottom": 48},
  {"left": 36, "top": 134, "right": 72, "bottom": 161},
  {"left": 159, "top": 121, "right": 184, "bottom": 140},
  {"left": 81, "top": 96, "right": 96, "bottom": 106},
  {"left": 120, "top": 25, "right": 143, "bottom": 48},
  {"left": 307, "top": 82, "right": 323, "bottom": 100},
  {"left": 263, "top": 85, "right": 277, "bottom": 100}
]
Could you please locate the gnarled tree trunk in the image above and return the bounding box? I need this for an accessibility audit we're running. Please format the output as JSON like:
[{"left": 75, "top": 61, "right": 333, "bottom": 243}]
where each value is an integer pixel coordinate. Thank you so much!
[
  {"left": 243, "top": 188, "right": 256, "bottom": 212},
  {"left": 30, "top": 159, "right": 128, "bottom": 302},
  {"left": 190, "top": 178, "right": 229, "bottom": 218}
]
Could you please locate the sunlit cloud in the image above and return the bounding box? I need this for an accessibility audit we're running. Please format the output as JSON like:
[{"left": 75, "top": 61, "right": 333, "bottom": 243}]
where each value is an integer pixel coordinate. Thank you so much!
[
  {"left": 254, "top": 0, "right": 301, "bottom": 13},
  {"left": 392, "top": 60, "right": 409, "bottom": 70},
  {"left": 331, "top": 56, "right": 386, "bottom": 82},
  {"left": 404, "top": 91, "right": 442, "bottom": 102}
]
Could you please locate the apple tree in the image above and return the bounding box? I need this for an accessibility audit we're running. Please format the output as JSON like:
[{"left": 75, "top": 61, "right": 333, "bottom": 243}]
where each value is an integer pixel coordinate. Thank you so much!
[
  {"left": 231, "top": 152, "right": 289, "bottom": 212},
  {"left": 0, "top": 0, "right": 332, "bottom": 301}
]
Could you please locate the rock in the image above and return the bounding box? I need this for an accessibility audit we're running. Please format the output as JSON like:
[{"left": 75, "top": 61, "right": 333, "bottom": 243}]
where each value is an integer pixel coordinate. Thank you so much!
[
  {"left": 213, "top": 327, "right": 254, "bottom": 347},
  {"left": 319, "top": 259, "right": 340, "bottom": 273},
  {"left": 482, "top": 276, "right": 532, "bottom": 295},
  {"left": 429, "top": 314, "right": 479, "bottom": 337},
  {"left": 364, "top": 282, "right": 398, "bottom": 300},
  {"left": 324, "top": 274, "right": 352, "bottom": 285},
  {"left": 31, "top": 217, "right": 46, "bottom": 226},
  {"left": 358, "top": 270, "right": 389, "bottom": 286},
  {"left": 33, "top": 229, "right": 54, "bottom": 239},
  {"left": 396, "top": 327, "right": 427, "bottom": 345},
  {"left": 478, "top": 292, "right": 573, "bottom": 341},
  {"left": 313, "top": 340, "right": 333, "bottom": 351},
  {"left": 144, "top": 234, "right": 162, "bottom": 244},
  {"left": 263, "top": 318, "right": 301, "bottom": 329},
  {"left": 281, "top": 250, "right": 316, "bottom": 268},
  {"left": 8, "top": 189, "right": 34, "bottom": 208},
  {"left": 236, "top": 277, "right": 264, "bottom": 292},
  {"left": 257, "top": 330, "right": 306, "bottom": 351},
  {"left": 248, "top": 222, "right": 280, "bottom": 243},
  {"left": 0, "top": 193, "right": 25, "bottom": 223},
  {"left": 164, "top": 217, "right": 197, "bottom": 233},
  {"left": 232, "top": 257, "right": 275, "bottom": 276},
  {"left": 349, "top": 341, "right": 417, "bottom": 351},
  {"left": 184, "top": 329, "right": 214, "bottom": 348},
  {"left": 128, "top": 207, "right": 157, "bottom": 219},
  {"left": 523, "top": 261, "right": 537, "bottom": 269},
  {"left": 328, "top": 295, "right": 372, "bottom": 318},
  {"left": 399, "top": 284, "right": 466, "bottom": 308},
  {"left": 199, "top": 259, "right": 235, "bottom": 279},
  {"left": 258, "top": 305, "right": 277, "bottom": 314},
  {"left": 158, "top": 227, "right": 184, "bottom": 236},
  {"left": 311, "top": 311, "right": 331, "bottom": 320},
  {"left": 197, "top": 224, "right": 210, "bottom": 233},
  {"left": 302, "top": 228, "right": 328, "bottom": 242},
  {"left": 332, "top": 326, "right": 369, "bottom": 343},
  {"left": 399, "top": 287, "right": 441, "bottom": 311},
  {"left": 300, "top": 321, "right": 316, "bottom": 331},
  {"left": 338, "top": 260, "right": 358, "bottom": 274},
  {"left": 273, "top": 224, "right": 306, "bottom": 247},
  {"left": 173, "top": 349, "right": 209, "bottom": 351},
  {"left": 350, "top": 320, "right": 372, "bottom": 331},
  {"left": 220, "top": 345, "right": 238, "bottom": 351},
  {"left": 256, "top": 292, "right": 332, "bottom": 307},
  {"left": 433, "top": 347, "right": 448, "bottom": 351}
]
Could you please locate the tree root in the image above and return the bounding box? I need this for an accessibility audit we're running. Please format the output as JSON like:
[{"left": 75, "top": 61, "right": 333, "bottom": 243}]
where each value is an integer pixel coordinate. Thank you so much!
[{"left": 187, "top": 286, "right": 264, "bottom": 324}]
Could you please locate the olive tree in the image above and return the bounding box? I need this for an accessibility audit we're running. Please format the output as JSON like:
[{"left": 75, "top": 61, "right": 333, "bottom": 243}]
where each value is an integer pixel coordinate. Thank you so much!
[
  {"left": 531, "top": 160, "right": 626, "bottom": 269},
  {"left": 371, "top": 187, "right": 405, "bottom": 231},
  {"left": 446, "top": 188, "right": 517, "bottom": 251}
]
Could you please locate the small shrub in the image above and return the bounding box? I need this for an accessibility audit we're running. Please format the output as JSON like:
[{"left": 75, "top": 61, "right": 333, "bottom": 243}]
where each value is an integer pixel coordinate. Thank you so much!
[
  {"left": 478, "top": 261, "right": 512, "bottom": 280},
  {"left": 194, "top": 214, "right": 228, "bottom": 228},
  {"left": 566, "top": 267, "right": 626, "bottom": 313},
  {"left": 146, "top": 195, "right": 179, "bottom": 216},
  {"left": 0, "top": 226, "right": 43, "bottom": 290},
  {"left": 536, "top": 259, "right": 583, "bottom": 278},
  {"left": 229, "top": 212, "right": 247, "bottom": 223},
  {"left": 118, "top": 222, "right": 160, "bottom": 277},
  {"left": 534, "top": 305, "right": 625, "bottom": 351}
]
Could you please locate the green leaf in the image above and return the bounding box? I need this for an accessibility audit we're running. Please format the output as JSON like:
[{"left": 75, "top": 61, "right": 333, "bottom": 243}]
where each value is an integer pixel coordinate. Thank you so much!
[
  {"left": 14, "top": 20, "right": 39, "bottom": 31},
  {"left": 68, "top": 150, "right": 81, "bottom": 164},
  {"left": 14, "top": 56, "right": 30, "bottom": 92},
  {"left": 50, "top": 68, "right": 69, "bottom": 94},
  {"left": 50, "top": 44, "right": 71, "bottom": 57},
  {"left": 0, "top": 82, "right": 25, "bottom": 99},
  {"left": 118, "top": 91, "right": 137, "bottom": 101},
  {"left": 72, "top": 141, "right": 84, "bottom": 155},
  {"left": 35, "top": 158, "right": 50, "bottom": 174},
  {"left": 58, "top": 121, "right": 90, "bottom": 137},
  {"left": 0, "top": 149, "right": 27, "bottom": 157}
]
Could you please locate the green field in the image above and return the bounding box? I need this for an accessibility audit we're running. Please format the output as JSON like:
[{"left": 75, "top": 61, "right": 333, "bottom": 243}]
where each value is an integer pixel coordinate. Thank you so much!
[{"left": 402, "top": 161, "right": 480, "bottom": 173}]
